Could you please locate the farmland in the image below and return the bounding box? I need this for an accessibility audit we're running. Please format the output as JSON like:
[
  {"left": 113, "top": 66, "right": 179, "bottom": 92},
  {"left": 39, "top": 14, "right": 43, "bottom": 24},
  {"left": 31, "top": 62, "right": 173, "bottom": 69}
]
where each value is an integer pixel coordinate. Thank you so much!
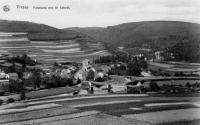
[
  {"left": 0, "top": 32, "right": 111, "bottom": 64},
  {"left": 149, "top": 61, "right": 200, "bottom": 73}
]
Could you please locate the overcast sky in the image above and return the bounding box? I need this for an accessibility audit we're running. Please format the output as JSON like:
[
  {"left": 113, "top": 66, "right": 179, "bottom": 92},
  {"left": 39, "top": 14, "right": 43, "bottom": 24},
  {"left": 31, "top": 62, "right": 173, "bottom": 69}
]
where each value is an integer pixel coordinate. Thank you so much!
[{"left": 0, "top": 0, "right": 199, "bottom": 28}]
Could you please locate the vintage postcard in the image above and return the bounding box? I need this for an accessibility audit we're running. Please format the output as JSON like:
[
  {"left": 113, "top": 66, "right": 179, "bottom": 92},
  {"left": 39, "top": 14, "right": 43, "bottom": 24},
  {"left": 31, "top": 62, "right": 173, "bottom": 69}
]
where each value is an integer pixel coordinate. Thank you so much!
[{"left": 0, "top": 0, "right": 199, "bottom": 124}]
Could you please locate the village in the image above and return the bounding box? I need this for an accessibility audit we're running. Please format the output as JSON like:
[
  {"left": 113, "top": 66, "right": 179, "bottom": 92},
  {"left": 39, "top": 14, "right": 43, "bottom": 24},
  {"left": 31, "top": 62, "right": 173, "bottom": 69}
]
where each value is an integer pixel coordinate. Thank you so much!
[
  {"left": 0, "top": 49, "right": 199, "bottom": 105},
  {"left": 0, "top": 49, "right": 199, "bottom": 125},
  {"left": 0, "top": 0, "right": 200, "bottom": 124}
]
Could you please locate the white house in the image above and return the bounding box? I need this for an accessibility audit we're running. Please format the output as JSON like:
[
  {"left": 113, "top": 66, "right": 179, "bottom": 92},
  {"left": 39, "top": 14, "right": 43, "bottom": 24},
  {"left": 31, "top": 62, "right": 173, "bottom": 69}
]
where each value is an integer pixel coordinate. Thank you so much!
[
  {"left": 155, "top": 51, "right": 164, "bottom": 61},
  {"left": 74, "top": 68, "right": 88, "bottom": 80},
  {"left": 0, "top": 71, "right": 6, "bottom": 79},
  {"left": 6, "top": 73, "right": 18, "bottom": 80},
  {"left": 60, "top": 68, "right": 71, "bottom": 79}
]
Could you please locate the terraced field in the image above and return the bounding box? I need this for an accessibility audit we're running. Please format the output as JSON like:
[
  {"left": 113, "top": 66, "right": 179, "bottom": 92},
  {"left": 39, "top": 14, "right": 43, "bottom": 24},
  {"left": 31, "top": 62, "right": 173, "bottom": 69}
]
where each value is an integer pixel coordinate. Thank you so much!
[
  {"left": 0, "top": 32, "right": 111, "bottom": 63},
  {"left": 149, "top": 61, "right": 200, "bottom": 72}
]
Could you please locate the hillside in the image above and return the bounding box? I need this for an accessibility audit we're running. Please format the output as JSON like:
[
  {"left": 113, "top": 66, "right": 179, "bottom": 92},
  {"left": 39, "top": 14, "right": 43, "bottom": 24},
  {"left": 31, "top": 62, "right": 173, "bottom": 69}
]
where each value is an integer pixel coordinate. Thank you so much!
[
  {"left": 67, "top": 21, "right": 200, "bottom": 62},
  {"left": 0, "top": 20, "right": 110, "bottom": 63},
  {"left": 0, "top": 20, "right": 84, "bottom": 40},
  {"left": 67, "top": 21, "right": 200, "bottom": 48},
  {"left": 0, "top": 20, "right": 57, "bottom": 33},
  {"left": 66, "top": 27, "right": 105, "bottom": 36}
]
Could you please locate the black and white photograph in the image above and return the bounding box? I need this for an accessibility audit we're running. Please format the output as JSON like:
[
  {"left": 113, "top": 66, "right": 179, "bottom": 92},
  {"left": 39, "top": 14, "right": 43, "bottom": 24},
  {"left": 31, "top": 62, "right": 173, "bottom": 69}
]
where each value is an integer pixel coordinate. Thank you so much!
[{"left": 0, "top": 0, "right": 199, "bottom": 124}]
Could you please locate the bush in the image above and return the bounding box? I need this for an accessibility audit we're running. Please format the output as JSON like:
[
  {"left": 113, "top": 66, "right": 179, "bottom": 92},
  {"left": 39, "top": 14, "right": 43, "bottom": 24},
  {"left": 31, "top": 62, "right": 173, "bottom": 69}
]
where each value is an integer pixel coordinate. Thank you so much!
[
  {"left": 42, "top": 76, "right": 57, "bottom": 89},
  {"left": 96, "top": 77, "right": 105, "bottom": 82},
  {"left": 178, "top": 84, "right": 183, "bottom": 87},
  {"left": 67, "top": 78, "right": 74, "bottom": 86},
  {"left": 193, "top": 82, "right": 200, "bottom": 88},
  {"left": 162, "top": 84, "right": 167, "bottom": 87},
  {"left": 149, "top": 82, "right": 160, "bottom": 91},
  {"left": 0, "top": 99, "right": 4, "bottom": 105},
  {"left": 0, "top": 91, "right": 5, "bottom": 96},
  {"left": 163, "top": 72, "right": 171, "bottom": 76},
  {"left": 7, "top": 98, "right": 15, "bottom": 103},
  {"left": 8, "top": 80, "right": 23, "bottom": 93},
  {"left": 185, "top": 82, "right": 191, "bottom": 88}
]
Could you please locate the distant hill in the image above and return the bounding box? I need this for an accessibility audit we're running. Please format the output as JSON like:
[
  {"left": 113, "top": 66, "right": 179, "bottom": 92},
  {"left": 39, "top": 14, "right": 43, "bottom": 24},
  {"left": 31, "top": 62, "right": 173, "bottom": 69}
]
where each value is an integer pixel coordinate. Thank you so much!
[
  {"left": 0, "top": 20, "right": 57, "bottom": 32},
  {"left": 0, "top": 20, "right": 84, "bottom": 40},
  {"left": 67, "top": 21, "right": 200, "bottom": 49},
  {"left": 66, "top": 27, "right": 105, "bottom": 36},
  {"left": 66, "top": 21, "right": 200, "bottom": 62}
]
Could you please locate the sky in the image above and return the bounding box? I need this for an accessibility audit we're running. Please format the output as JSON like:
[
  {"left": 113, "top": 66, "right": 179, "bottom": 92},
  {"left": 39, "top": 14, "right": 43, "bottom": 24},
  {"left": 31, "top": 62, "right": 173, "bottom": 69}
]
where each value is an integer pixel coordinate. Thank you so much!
[{"left": 0, "top": 0, "right": 199, "bottom": 28}]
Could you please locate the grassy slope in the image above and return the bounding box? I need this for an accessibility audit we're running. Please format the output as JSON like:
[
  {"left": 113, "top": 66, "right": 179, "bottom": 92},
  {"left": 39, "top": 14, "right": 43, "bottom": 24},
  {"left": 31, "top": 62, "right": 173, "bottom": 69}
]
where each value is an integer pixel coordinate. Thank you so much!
[
  {"left": 0, "top": 20, "right": 57, "bottom": 32},
  {"left": 0, "top": 20, "right": 83, "bottom": 40},
  {"left": 157, "top": 120, "right": 200, "bottom": 125},
  {"left": 0, "top": 20, "right": 110, "bottom": 63},
  {"left": 67, "top": 21, "right": 200, "bottom": 62},
  {"left": 67, "top": 21, "right": 200, "bottom": 49}
]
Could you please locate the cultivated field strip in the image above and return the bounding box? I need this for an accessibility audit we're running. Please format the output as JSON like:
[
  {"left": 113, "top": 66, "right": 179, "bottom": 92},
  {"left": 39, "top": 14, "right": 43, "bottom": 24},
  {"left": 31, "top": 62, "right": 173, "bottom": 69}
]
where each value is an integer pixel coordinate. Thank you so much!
[{"left": 0, "top": 32, "right": 110, "bottom": 63}]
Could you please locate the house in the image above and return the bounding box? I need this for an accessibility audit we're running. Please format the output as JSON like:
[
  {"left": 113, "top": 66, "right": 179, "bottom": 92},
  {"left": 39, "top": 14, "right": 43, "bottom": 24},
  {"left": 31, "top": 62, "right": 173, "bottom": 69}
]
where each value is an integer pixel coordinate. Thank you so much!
[
  {"left": 68, "top": 66, "right": 76, "bottom": 72},
  {"left": 6, "top": 73, "right": 18, "bottom": 80},
  {"left": 141, "top": 71, "right": 151, "bottom": 77},
  {"left": 60, "top": 68, "right": 71, "bottom": 79},
  {"left": 74, "top": 68, "right": 88, "bottom": 80},
  {"left": 43, "top": 68, "right": 51, "bottom": 75},
  {"left": 155, "top": 51, "right": 164, "bottom": 61},
  {"left": 23, "top": 71, "right": 33, "bottom": 79},
  {"left": 126, "top": 81, "right": 144, "bottom": 93},
  {"left": 0, "top": 71, "right": 6, "bottom": 80},
  {"left": 82, "top": 59, "right": 90, "bottom": 68},
  {"left": 117, "top": 46, "right": 124, "bottom": 50}
]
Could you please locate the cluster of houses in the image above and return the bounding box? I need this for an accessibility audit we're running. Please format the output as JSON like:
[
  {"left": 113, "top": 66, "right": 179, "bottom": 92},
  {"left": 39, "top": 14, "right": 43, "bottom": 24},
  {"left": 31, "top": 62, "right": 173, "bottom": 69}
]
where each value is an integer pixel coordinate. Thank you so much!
[
  {"left": 74, "top": 59, "right": 108, "bottom": 81},
  {"left": 0, "top": 56, "right": 110, "bottom": 93}
]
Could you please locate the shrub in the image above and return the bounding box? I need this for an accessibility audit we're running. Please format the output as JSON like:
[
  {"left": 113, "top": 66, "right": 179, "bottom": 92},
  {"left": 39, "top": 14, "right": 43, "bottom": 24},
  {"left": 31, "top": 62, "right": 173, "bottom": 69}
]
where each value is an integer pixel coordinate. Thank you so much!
[
  {"left": 0, "top": 92, "right": 5, "bottom": 96},
  {"left": 149, "top": 81, "right": 160, "bottom": 91},
  {"left": 162, "top": 84, "right": 167, "bottom": 87},
  {"left": 60, "top": 78, "right": 69, "bottom": 87},
  {"left": 178, "top": 84, "right": 183, "bottom": 87},
  {"left": 185, "top": 82, "right": 191, "bottom": 88},
  {"left": 0, "top": 99, "right": 4, "bottom": 105},
  {"left": 42, "top": 76, "right": 58, "bottom": 89},
  {"left": 96, "top": 77, "right": 105, "bottom": 82},
  {"left": 8, "top": 80, "right": 23, "bottom": 93},
  {"left": 7, "top": 98, "right": 15, "bottom": 103},
  {"left": 163, "top": 73, "right": 171, "bottom": 76},
  {"left": 67, "top": 78, "right": 74, "bottom": 86},
  {"left": 192, "top": 82, "right": 200, "bottom": 88},
  {"left": 76, "top": 78, "right": 81, "bottom": 85}
]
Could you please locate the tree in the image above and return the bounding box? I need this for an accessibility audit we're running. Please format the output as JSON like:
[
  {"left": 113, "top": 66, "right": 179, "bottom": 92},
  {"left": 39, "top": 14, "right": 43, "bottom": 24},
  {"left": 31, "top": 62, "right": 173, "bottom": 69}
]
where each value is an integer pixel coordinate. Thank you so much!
[
  {"left": 53, "top": 62, "right": 59, "bottom": 67},
  {"left": 127, "top": 62, "right": 141, "bottom": 76},
  {"left": 0, "top": 99, "right": 3, "bottom": 105},
  {"left": 76, "top": 78, "right": 81, "bottom": 84},
  {"left": 8, "top": 80, "right": 23, "bottom": 93},
  {"left": 60, "top": 78, "right": 69, "bottom": 87},
  {"left": 86, "top": 69, "right": 95, "bottom": 81},
  {"left": 149, "top": 81, "right": 160, "bottom": 91},
  {"left": 185, "top": 82, "right": 191, "bottom": 88},
  {"left": 7, "top": 98, "right": 15, "bottom": 103},
  {"left": 139, "top": 57, "right": 148, "bottom": 69},
  {"left": 31, "top": 69, "right": 42, "bottom": 89}
]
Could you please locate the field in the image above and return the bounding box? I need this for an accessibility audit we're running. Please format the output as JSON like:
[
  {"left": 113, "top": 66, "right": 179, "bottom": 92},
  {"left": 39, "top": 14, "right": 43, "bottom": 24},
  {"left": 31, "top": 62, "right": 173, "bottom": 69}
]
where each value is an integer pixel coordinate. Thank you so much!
[
  {"left": 149, "top": 61, "right": 200, "bottom": 73},
  {"left": 0, "top": 32, "right": 111, "bottom": 63},
  {"left": 158, "top": 120, "right": 200, "bottom": 125}
]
